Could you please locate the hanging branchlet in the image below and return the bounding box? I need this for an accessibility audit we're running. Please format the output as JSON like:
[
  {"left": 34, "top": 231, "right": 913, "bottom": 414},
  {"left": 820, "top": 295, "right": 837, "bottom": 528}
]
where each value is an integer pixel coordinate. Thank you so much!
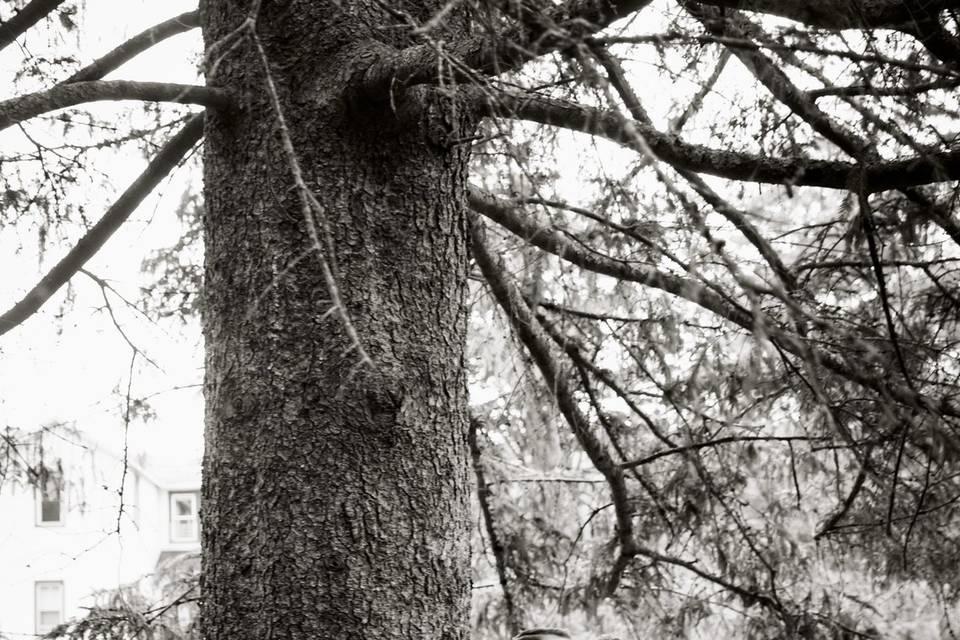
[{"left": 248, "top": 24, "right": 374, "bottom": 372}]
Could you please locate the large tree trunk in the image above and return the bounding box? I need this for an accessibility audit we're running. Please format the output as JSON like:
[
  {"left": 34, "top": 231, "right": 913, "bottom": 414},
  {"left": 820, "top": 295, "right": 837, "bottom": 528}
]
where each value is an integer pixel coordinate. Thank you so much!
[{"left": 199, "top": 2, "right": 473, "bottom": 639}]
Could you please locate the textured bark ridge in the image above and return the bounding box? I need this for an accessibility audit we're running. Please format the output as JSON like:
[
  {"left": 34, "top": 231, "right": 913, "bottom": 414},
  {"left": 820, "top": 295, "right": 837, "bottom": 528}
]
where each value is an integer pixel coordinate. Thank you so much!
[
  {"left": 692, "top": 0, "right": 952, "bottom": 29},
  {"left": 200, "top": 2, "right": 473, "bottom": 639}
]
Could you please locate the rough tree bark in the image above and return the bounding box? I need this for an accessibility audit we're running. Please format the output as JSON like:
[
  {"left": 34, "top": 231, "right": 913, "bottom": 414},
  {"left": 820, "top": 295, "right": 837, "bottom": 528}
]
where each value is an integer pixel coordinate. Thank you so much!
[
  {"left": 693, "top": 0, "right": 952, "bottom": 29},
  {"left": 200, "top": 2, "right": 474, "bottom": 639}
]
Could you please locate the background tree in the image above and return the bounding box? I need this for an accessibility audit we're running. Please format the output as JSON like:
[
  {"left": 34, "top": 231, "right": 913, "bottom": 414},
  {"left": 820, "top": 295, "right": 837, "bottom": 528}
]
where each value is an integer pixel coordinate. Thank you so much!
[{"left": 2, "top": 0, "right": 960, "bottom": 639}]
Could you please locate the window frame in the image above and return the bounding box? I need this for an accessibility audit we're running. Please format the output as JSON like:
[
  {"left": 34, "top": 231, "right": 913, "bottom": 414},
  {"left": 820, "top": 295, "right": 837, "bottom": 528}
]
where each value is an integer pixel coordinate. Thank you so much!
[
  {"left": 35, "top": 580, "right": 64, "bottom": 635},
  {"left": 34, "top": 471, "right": 63, "bottom": 527},
  {"left": 169, "top": 491, "right": 199, "bottom": 543}
]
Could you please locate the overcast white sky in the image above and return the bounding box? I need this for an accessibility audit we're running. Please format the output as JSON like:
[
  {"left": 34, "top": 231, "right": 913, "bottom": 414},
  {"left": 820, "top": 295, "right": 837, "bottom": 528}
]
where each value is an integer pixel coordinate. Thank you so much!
[{"left": 0, "top": 0, "right": 205, "bottom": 473}]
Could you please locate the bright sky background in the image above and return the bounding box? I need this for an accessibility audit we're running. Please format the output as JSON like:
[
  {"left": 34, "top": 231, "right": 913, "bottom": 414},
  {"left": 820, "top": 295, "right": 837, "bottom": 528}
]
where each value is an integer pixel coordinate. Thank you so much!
[{"left": 0, "top": 0, "right": 205, "bottom": 477}]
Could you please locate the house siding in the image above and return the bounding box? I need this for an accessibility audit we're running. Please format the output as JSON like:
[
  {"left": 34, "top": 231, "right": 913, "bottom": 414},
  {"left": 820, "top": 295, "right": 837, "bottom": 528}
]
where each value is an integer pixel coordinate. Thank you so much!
[{"left": 0, "top": 432, "right": 199, "bottom": 637}]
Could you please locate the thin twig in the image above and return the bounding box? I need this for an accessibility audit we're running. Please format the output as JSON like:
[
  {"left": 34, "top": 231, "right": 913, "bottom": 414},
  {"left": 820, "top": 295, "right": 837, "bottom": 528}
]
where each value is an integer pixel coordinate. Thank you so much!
[{"left": 249, "top": 27, "right": 372, "bottom": 370}]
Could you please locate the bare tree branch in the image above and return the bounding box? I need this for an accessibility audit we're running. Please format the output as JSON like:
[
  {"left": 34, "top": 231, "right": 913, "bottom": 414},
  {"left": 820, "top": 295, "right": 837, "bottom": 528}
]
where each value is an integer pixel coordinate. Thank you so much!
[
  {"left": 250, "top": 26, "right": 373, "bottom": 371},
  {"left": 466, "top": 185, "right": 754, "bottom": 328},
  {"left": 592, "top": 32, "right": 960, "bottom": 77},
  {"left": 470, "top": 213, "right": 638, "bottom": 596},
  {"left": 592, "top": 45, "right": 798, "bottom": 290},
  {"left": 467, "top": 186, "right": 960, "bottom": 420},
  {"left": 0, "top": 0, "right": 65, "bottom": 53},
  {"left": 621, "top": 435, "right": 829, "bottom": 470},
  {"left": 63, "top": 10, "right": 200, "bottom": 84},
  {"left": 461, "top": 86, "right": 960, "bottom": 192},
  {"left": 807, "top": 78, "right": 960, "bottom": 99},
  {"left": 0, "top": 114, "right": 204, "bottom": 337},
  {"left": 815, "top": 461, "right": 869, "bottom": 539},
  {"left": 474, "top": 217, "right": 789, "bottom": 607},
  {"left": 684, "top": 3, "right": 866, "bottom": 158},
  {"left": 692, "top": 0, "right": 951, "bottom": 30},
  {"left": 683, "top": 4, "right": 960, "bottom": 247},
  {"left": 0, "top": 81, "right": 229, "bottom": 133},
  {"left": 469, "top": 415, "right": 521, "bottom": 636}
]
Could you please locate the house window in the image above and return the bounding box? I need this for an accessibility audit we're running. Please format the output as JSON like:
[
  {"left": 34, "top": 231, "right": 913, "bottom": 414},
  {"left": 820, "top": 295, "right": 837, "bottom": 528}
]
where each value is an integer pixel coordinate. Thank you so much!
[
  {"left": 36, "top": 472, "right": 62, "bottom": 525},
  {"left": 170, "top": 492, "right": 199, "bottom": 543},
  {"left": 35, "top": 581, "right": 64, "bottom": 634}
]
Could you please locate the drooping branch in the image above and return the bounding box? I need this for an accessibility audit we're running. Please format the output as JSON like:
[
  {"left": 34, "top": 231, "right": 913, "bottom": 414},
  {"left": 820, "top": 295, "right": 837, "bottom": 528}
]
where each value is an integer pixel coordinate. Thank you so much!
[
  {"left": 904, "top": 18, "right": 960, "bottom": 64},
  {"left": 591, "top": 33, "right": 960, "bottom": 78},
  {"left": 62, "top": 10, "right": 200, "bottom": 84},
  {"left": 0, "top": 114, "right": 204, "bottom": 337},
  {"left": 466, "top": 185, "right": 754, "bottom": 328},
  {"left": 471, "top": 213, "right": 639, "bottom": 595},
  {"left": 468, "top": 186, "right": 960, "bottom": 419},
  {"left": 536, "top": 308, "right": 681, "bottom": 537},
  {"left": 250, "top": 28, "right": 373, "bottom": 370},
  {"left": 0, "top": 0, "right": 66, "bottom": 53},
  {"left": 469, "top": 415, "right": 521, "bottom": 636},
  {"left": 474, "top": 215, "right": 786, "bottom": 605},
  {"left": 460, "top": 86, "right": 960, "bottom": 192},
  {"left": 0, "top": 81, "right": 228, "bottom": 133}
]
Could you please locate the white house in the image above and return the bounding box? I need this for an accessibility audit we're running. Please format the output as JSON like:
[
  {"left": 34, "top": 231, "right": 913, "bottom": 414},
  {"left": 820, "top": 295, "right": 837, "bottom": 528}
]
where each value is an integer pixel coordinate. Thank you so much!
[{"left": 0, "top": 427, "right": 201, "bottom": 638}]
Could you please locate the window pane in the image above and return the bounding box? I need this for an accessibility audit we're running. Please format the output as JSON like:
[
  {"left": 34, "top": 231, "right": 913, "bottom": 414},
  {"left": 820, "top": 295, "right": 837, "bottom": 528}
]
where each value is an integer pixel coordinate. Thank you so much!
[
  {"left": 170, "top": 493, "right": 199, "bottom": 542},
  {"left": 36, "top": 583, "right": 61, "bottom": 608},
  {"left": 175, "top": 498, "right": 193, "bottom": 516},
  {"left": 174, "top": 519, "right": 194, "bottom": 540},
  {"left": 40, "top": 611, "right": 61, "bottom": 626},
  {"left": 37, "top": 474, "right": 62, "bottom": 524},
  {"left": 43, "top": 475, "right": 59, "bottom": 497},
  {"left": 41, "top": 499, "right": 60, "bottom": 522}
]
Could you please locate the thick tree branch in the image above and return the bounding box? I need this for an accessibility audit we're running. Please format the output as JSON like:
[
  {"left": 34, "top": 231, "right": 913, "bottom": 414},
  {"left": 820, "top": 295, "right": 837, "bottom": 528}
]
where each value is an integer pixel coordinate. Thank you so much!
[
  {"left": 358, "top": 0, "right": 654, "bottom": 97},
  {"left": 0, "top": 114, "right": 204, "bottom": 337},
  {"left": 692, "top": 0, "right": 951, "bottom": 29},
  {"left": 63, "top": 10, "right": 200, "bottom": 84},
  {"left": 807, "top": 78, "right": 960, "bottom": 99},
  {"left": 0, "top": 81, "right": 228, "bottom": 133},
  {"left": 461, "top": 86, "right": 960, "bottom": 192},
  {"left": 0, "top": 0, "right": 65, "bottom": 53},
  {"left": 685, "top": 4, "right": 960, "bottom": 247}
]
